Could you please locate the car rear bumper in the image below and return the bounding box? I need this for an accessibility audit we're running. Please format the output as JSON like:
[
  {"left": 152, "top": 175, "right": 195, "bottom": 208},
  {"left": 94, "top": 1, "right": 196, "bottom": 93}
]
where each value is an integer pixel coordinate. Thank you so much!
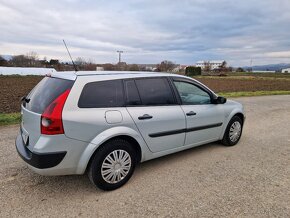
[{"left": 15, "top": 134, "right": 66, "bottom": 169}]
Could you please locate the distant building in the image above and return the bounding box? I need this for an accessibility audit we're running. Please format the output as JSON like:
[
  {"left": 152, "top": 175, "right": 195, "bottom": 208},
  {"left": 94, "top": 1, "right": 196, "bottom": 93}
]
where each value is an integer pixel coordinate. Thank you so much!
[
  {"left": 172, "top": 65, "right": 187, "bottom": 73},
  {"left": 145, "top": 66, "right": 154, "bottom": 71},
  {"left": 137, "top": 64, "right": 157, "bottom": 71},
  {"left": 282, "top": 68, "right": 290, "bottom": 73},
  {"left": 253, "top": 70, "right": 276, "bottom": 73},
  {"left": 96, "top": 66, "right": 104, "bottom": 71},
  {"left": 196, "top": 60, "right": 226, "bottom": 70}
]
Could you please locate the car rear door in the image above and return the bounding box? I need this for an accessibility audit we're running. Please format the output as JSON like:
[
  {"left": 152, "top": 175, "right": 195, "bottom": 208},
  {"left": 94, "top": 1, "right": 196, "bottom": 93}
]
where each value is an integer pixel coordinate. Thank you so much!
[
  {"left": 125, "top": 78, "right": 186, "bottom": 153},
  {"left": 172, "top": 78, "right": 225, "bottom": 146}
]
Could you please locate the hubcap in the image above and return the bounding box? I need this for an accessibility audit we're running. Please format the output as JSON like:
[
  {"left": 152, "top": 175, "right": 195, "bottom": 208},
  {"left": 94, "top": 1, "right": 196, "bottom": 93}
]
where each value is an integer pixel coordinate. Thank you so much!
[
  {"left": 229, "top": 121, "right": 242, "bottom": 142},
  {"left": 101, "top": 150, "right": 131, "bottom": 184}
]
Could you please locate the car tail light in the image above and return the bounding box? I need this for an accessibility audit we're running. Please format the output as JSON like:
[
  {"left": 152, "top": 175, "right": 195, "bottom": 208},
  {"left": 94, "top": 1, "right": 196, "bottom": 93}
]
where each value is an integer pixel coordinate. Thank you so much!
[{"left": 41, "top": 89, "right": 71, "bottom": 135}]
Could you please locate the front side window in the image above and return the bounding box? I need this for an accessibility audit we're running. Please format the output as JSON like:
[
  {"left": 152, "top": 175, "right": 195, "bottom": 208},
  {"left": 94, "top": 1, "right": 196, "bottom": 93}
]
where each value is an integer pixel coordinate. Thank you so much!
[
  {"left": 78, "top": 80, "right": 124, "bottom": 108},
  {"left": 135, "top": 78, "right": 175, "bottom": 106},
  {"left": 173, "top": 81, "right": 211, "bottom": 105}
]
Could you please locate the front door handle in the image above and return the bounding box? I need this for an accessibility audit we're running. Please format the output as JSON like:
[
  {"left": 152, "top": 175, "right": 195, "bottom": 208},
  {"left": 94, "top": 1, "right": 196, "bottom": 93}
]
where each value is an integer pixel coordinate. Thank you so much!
[
  {"left": 186, "top": 111, "right": 197, "bottom": 116},
  {"left": 138, "top": 114, "right": 153, "bottom": 120}
]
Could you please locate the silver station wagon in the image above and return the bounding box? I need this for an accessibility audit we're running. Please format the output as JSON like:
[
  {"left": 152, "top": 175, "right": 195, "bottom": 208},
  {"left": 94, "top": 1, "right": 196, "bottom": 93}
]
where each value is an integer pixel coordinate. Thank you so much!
[{"left": 16, "top": 71, "right": 245, "bottom": 190}]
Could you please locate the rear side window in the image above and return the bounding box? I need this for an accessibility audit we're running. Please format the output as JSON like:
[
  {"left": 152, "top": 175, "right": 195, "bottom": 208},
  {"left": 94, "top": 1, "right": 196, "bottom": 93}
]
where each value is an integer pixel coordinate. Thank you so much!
[
  {"left": 135, "top": 78, "right": 175, "bottom": 106},
  {"left": 25, "top": 77, "right": 74, "bottom": 114},
  {"left": 78, "top": 80, "right": 124, "bottom": 108}
]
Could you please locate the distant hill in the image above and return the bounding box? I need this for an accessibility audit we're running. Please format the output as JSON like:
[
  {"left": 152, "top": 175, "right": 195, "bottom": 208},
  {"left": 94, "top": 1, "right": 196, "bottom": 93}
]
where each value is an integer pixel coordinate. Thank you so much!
[
  {"left": 1, "top": 55, "right": 13, "bottom": 61},
  {"left": 243, "top": 63, "right": 290, "bottom": 71}
]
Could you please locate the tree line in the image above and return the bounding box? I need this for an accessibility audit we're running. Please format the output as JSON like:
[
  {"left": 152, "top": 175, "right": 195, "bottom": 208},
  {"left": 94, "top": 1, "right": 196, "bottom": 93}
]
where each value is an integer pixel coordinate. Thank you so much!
[
  {"left": 0, "top": 52, "right": 235, "bottom": 74},
  {"left": 0, "top": 52, "right": 180, "bottom": 72},
  {"left": 0, "top": 52, "right": 96, "bottom": 71}
]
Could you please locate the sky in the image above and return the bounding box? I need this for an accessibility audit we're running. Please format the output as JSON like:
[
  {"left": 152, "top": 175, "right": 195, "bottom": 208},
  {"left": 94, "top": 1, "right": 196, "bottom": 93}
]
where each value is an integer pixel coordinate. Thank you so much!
[{"left": 0, "top": 0, "right": 290, "bottom": 66}]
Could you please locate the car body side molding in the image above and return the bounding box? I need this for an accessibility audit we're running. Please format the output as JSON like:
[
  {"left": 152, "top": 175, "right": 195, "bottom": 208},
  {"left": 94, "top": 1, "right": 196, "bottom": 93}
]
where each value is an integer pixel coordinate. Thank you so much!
[{"left": 149, "top": 123, "right": 223, "bottom": 138}]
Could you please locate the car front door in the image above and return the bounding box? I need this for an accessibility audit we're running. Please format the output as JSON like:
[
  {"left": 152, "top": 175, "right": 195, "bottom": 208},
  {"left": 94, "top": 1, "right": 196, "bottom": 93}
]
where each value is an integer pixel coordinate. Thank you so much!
[
  {"left": 125, "top": 78, "right": 186, "bottom": 153},
  {"left": 172, "top": 78, "right": 225, "bottom": 146}
]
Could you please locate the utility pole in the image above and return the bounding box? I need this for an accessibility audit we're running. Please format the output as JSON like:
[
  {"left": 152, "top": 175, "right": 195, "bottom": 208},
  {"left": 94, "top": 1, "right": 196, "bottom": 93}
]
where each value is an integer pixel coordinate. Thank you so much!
[
  {"left": 250, "top": 59, "right": 253, "bottom": 72},
  {"left": 117, "top": 50, "right": 124, "bottom": 63}
]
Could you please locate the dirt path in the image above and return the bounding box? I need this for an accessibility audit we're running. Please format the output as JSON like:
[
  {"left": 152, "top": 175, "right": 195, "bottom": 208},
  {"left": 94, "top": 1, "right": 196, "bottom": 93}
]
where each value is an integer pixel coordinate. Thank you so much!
[{"left": 0, "top": 95, "right": 290, "bottom": 217}]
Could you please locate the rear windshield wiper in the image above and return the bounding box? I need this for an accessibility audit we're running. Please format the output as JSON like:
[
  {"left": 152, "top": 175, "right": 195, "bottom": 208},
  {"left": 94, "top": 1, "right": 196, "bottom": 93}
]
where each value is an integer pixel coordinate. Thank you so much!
[{"left": 21, "top": 96, "right": 30, "bottom": 103}]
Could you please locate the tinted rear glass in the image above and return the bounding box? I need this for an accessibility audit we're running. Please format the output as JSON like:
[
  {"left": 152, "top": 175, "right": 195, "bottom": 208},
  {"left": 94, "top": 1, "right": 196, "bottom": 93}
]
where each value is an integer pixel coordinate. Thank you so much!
[
  {"left": 78, "top": 80, "right": 124, "bottom": 108},
  {"left": 25, "top": 77, "right": 74, "bottom": 114},
  {"left": 135, "top": 78, "right": 175, "bottom": 105},
  {"left": 124, "top": 80, "right": 141, "bottom": 106}
]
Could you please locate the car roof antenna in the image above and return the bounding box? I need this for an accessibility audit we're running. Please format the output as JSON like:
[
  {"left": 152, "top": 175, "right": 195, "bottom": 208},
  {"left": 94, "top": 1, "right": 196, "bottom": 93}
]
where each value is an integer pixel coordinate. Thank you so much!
[{"left": 63, "top": 39, "right": 78, "bottom": 72}]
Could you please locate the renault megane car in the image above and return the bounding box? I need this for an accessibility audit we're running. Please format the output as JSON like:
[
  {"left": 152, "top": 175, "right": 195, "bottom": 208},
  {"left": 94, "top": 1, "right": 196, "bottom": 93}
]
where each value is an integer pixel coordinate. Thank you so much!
[{"left": 16, "top": 71, "right": 245, "bottom": 190}]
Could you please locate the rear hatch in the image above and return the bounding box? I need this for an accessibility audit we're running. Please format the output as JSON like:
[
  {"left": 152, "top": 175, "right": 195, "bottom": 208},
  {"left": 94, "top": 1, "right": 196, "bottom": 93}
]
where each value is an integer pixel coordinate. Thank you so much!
[{"left": 21, "top": 76, "right": 74, "bottom": 150}]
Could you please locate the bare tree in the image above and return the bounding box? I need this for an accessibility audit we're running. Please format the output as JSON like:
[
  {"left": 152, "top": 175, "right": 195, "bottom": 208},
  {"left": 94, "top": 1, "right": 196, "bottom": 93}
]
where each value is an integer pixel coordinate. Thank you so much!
[
  {"left": 75, "top": 57, "right": 87, "bottom": 66},
  {"left": 84, "top": 59, "right": 97, "bottom": 71},
  {"left": 203, "top": 61, "right": 211, "bottom": 72},
  {"left": 116, "top": 62, "right": 127, "bottom": 71},
  {"left": 103, "top": 63, "right": 116, "bottom": 71},
  {"left": 236, "top": 67, "right": 245, "bottom": 72},
  {"left": 26, "top": 51, "right": 39, "bottom": 67},
  {"left": 221, "top": 61, "right": 227, "bottom": 68},
  {"left": 157, "top": 60, "right": 175, "bottom": 72},
  {"left": 0, "top": 55, "right": 8, "bottom": 66},
  {"left": 10, "top": 55, "right": 29, "bottom": 67},
  {"left": 218, "top": 61, "right": 227, "bottom": 71},
  {"left": 49, "top": 59, "right": 60, "bottom": 65},
  {"left": 128, "top": 64, "right": 139, "bottom": 71}
]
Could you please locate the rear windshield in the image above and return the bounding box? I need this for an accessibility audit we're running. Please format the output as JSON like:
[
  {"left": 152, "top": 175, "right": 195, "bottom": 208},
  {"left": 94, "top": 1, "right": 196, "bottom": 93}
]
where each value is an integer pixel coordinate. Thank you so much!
[{"left": 24, "top": 77, "right": 74, "bottom": 114}]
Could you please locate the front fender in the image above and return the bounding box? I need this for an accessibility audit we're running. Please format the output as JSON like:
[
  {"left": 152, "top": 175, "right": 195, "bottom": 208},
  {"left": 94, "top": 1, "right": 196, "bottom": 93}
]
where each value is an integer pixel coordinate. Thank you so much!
[
  {"left": 219, "top": 107, "right": 245, "bottom": 139},
  {"left": 75, "top": 126, "right": 150, "bottom": 174}
]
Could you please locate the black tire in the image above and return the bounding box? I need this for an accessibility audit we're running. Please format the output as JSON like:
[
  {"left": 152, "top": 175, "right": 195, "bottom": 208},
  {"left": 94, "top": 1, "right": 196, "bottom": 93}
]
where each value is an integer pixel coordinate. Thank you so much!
[
  {"left": 88, "top": 139, "right": 136, "bottom": 191},
  {"left": 221, "top": 116, "right": 243, "bottom": 146}
]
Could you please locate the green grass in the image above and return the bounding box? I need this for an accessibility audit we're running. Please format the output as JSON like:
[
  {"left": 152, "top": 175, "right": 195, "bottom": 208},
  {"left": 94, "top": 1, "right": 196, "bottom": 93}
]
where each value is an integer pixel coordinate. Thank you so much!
[
  {"left": 227, "top": 72, "right": 290, "bottom": 78},
  {"left": 0, "top": 113, "right": 21, "bottom": 126},
  {"left": 194, "top": 75, "right": 290, "bottom": 81},
  {"left": 218, "top": 90, "right": 290, "bottom": 98}
]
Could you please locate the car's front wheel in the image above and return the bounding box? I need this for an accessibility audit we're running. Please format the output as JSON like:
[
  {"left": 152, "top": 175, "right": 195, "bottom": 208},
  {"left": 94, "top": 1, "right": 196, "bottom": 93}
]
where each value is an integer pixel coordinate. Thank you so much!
[
  {"left": 222, "top": 116, "right": 243, "bottom": 146},
  {"left": 88, "top": 139, "right": 136, "bottom": 191}
]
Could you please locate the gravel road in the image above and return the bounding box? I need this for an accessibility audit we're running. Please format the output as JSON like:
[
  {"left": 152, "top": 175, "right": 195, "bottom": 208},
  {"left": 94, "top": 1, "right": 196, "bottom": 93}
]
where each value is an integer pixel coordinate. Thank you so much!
[{"left": 0, "top": 95, "right": 289, "bottom": 217}]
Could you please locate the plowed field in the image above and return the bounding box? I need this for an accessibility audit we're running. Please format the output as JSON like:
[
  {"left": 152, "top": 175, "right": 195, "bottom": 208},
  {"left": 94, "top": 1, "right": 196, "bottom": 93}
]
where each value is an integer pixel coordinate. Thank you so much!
[{"left": 0, "top": 75, "right": 290, "bottom": 113}]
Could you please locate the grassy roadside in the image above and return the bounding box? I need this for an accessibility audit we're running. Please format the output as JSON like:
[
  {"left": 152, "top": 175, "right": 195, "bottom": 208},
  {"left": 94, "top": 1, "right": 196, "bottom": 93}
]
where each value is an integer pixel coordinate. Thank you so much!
[
  {"left": 0, "top": 113, "right": 21, "bottom": 126},
  {"left": 0, "top": 91, "right": 289, "bottom": 126},
  {"left": 218, "top": 90, "right": 290, "bottom": 98},
  {"left": 194, "top": 75, "right": 290, "bottom": 81}
]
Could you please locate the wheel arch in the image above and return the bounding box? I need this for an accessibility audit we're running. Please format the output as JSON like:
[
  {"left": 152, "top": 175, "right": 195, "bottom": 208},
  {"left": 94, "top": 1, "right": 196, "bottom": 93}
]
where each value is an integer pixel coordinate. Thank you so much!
[
  {"left": 84, "top": 135, "right": 142, "bottom": 175},
  {"left": 233, "top": 112, "right": 245, "bottom": 124},
  {"left": 75, "top": 126, "right": 150, "bottom": 174},
  {"left": 220, "top": 109, "right": 245, "bottom": 140}
]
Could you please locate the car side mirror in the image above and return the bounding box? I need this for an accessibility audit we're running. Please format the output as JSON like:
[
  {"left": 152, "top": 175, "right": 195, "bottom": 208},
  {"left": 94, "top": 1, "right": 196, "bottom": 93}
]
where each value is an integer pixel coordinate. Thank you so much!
[{"left": 214, "top": 96, "right": 227, "bottom": 104}]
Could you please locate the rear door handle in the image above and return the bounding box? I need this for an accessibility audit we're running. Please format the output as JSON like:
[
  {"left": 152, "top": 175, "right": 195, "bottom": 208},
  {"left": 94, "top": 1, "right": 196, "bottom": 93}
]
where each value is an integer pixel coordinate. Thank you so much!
[
  {"left": 186, "top": 111, "right": 197, "bottom": 116},
  {"left": 138, "top": 114, "right": 153, "bottom": 120}
]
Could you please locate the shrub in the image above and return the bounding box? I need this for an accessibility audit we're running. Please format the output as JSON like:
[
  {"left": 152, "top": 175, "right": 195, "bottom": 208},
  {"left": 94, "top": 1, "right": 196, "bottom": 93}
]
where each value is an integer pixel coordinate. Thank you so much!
[{"left": 185, "top": 66, "right": 202, "bottom": 76}]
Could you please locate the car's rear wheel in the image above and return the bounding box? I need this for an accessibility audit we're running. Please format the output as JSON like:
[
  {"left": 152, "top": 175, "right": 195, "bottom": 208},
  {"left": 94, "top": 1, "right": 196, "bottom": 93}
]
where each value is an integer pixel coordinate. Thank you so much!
[
  {"left": 222, "top": 116, "right": 243, "bottom": 146},
  {"left": 88, "top": 139, "right": 136, "bottom": 191}
]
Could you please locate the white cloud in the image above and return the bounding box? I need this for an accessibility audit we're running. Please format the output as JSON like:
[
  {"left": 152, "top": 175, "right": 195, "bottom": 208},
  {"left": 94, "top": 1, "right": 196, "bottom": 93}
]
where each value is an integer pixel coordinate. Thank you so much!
[
  {"left": 0, "top": 0, "right": 290, "bottom": 66},
  {"left": 265, "top": 51, "right": 290, "bottom": 58}
]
